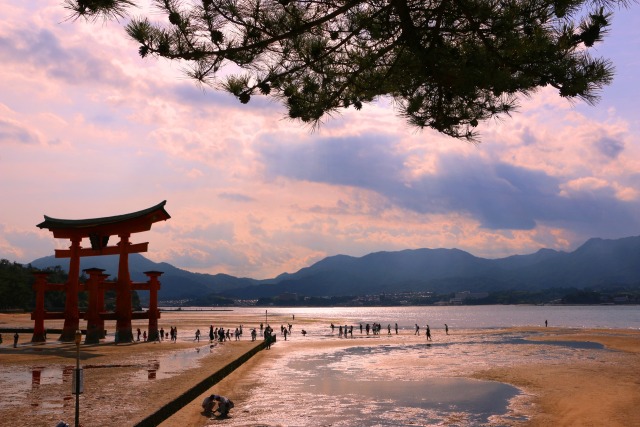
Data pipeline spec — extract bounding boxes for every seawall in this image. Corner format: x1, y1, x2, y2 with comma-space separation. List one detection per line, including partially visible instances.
135, 340, 266, 426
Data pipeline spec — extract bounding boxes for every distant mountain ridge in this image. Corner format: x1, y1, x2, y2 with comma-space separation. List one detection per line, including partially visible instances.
29, 253, 262, 302
29, 236, 640, 301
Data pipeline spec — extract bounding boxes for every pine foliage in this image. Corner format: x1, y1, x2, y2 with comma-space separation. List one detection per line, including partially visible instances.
64, 0, 629, 140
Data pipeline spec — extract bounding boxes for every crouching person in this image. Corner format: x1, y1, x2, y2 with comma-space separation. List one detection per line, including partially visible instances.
202, 394, 234, 418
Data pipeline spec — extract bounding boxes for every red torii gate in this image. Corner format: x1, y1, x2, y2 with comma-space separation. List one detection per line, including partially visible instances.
34, 201, 170, 343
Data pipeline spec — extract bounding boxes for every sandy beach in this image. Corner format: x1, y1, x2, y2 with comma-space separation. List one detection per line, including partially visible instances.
1, 311, 639, 426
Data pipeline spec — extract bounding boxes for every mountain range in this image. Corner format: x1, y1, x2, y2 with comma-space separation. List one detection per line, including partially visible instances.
29, 236, 640, 303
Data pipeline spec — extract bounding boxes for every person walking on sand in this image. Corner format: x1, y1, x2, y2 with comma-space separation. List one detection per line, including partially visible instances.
395, 323, 398, 334
545, 319, 548, 327
415, 324, 420, 335
265, 329, 272, 349
426, 325, 432, 341
195, 329, 201, 342
445, 324, 449, 335
13, 332, 19, 348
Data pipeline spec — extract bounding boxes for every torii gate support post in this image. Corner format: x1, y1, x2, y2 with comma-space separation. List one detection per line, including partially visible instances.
84, 268, 104, 344
115, 233, 133, 343
31, 272, 49, 342
97, 274, 109, 338
61, 237, 82, 342
145, 271, 163, 341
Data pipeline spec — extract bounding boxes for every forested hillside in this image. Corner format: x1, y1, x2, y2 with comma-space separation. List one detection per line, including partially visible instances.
0, 259, 140, 311
0, 259, 67, 311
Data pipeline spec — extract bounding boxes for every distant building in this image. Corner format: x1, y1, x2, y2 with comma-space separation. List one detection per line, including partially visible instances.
274, 292, 299, 302
613, 295, 630, 303
450, 291, 489, 305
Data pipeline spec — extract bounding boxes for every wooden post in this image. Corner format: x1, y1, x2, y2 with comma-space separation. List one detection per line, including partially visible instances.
31, 272, 49, 342
115, 233, 133, 343
97, 273, 108, 338
61, 237, 82, 342
84, 268, 104, 344
145, 271, 163, 341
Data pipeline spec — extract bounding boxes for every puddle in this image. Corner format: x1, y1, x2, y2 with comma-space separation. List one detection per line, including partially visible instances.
0, 345, 212, 413
514, 339, 605, 349
300, 346, 519, 421
133, 346, 211, 381
290, 356, 519, 425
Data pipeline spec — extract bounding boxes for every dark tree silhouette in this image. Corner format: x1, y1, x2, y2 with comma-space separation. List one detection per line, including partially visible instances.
64, 0, 629, 140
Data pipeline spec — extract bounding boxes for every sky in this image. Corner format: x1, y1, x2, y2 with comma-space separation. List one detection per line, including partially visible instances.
1, 1, 640, 280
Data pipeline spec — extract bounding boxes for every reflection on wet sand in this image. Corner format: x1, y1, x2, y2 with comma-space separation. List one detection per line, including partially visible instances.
0, 346, 212, 416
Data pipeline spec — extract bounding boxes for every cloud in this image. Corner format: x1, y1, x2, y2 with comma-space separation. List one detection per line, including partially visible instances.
594, 136, 624, 159
257, 131, 640, 234
0, 116, 41, 145
0, 224, 54, 263
0, 28, 126, 87
218, 192, 255, 203
258, 133, 404, 187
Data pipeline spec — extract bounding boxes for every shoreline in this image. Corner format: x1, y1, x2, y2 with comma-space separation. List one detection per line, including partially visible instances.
2, 313, 640, 426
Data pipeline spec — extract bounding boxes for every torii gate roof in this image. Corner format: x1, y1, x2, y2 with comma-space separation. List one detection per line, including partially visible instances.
37, 200, 170, 239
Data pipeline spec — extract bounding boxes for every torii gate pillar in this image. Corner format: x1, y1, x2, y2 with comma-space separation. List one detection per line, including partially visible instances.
31, 272, 50, 342
84, 268, 105, 344
115, 233, 133, 342
60, 236, 82, 341
145, 271, 162, 341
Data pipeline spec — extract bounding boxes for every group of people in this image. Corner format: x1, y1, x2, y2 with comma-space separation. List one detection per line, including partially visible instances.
136, 328, 147, 342
128, 326, 182, 343
202, 394, 234, 418
280, 323, 294, 340
414, 324, 432, 340
207, 324, 245, 342
327, 322, 450, 340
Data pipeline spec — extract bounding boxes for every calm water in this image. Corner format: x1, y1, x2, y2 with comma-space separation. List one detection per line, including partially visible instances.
186, 304, 640, 331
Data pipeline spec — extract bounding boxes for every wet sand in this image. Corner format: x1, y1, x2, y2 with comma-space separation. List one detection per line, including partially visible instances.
474, 327, 640, 427
2, 312, 640, 426
0, 311, 267, 427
